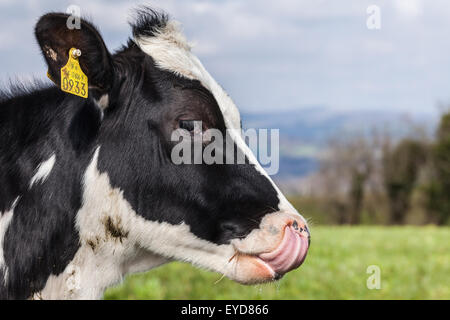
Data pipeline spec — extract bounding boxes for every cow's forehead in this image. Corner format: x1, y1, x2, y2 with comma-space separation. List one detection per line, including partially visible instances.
134, 21, 241, 130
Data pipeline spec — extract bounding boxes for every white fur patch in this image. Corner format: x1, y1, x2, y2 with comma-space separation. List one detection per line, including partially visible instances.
95, 94, 109, 111
29, 154, 56, 188
0, 197, 19, 284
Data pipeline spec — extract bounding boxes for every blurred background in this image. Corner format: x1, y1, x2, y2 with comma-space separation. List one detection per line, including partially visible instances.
1, 0, 449, 299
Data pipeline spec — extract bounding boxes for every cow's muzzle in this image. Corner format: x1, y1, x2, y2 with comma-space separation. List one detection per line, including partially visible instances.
258, 220, 310, 278
229, 216, 310, 284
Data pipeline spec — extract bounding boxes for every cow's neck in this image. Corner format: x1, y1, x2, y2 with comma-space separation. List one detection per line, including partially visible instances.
31, 147, 169, 299
34, 246, 168, 300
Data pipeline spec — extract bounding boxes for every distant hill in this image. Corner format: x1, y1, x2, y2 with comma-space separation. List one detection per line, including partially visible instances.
241, 106, 438, 181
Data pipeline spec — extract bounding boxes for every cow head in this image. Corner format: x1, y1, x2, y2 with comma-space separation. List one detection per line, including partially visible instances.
34, 9, 309, 288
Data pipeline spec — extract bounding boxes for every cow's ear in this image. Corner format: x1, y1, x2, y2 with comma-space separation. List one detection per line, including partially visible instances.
35, 13, 114, 95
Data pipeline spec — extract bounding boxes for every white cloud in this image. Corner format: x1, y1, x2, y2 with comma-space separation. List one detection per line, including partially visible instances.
0, 31, 17, 49
363, 39, 395, 55
394, 0, 423, 19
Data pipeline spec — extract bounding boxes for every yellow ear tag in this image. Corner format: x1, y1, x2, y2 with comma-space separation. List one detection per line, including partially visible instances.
60, 48, 88, 98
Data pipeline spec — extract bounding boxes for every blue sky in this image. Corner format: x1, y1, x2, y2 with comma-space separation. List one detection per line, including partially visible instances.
0, 0, 449, 114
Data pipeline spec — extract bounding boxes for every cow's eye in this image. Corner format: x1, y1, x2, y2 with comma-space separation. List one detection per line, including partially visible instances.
179, 120, 196, 132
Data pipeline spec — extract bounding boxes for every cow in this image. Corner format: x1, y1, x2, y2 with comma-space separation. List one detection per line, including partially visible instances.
0, 8, 310, 299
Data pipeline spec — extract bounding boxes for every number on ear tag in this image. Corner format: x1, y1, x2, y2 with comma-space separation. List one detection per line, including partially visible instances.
60, 48, 88, 98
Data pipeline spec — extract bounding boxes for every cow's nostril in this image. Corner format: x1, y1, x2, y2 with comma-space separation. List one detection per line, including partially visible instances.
291, 220, 310, 239
217, 219, 258, 244
220, 221, 243, 237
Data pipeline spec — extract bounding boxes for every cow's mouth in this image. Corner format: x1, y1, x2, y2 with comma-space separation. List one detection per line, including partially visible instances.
231, 224, 310, 283
258, 225, 309, 278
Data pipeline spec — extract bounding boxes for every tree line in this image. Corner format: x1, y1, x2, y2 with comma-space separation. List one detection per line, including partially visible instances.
295, 111, 450, 225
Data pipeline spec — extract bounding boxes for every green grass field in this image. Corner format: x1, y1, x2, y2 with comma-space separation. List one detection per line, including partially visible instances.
104, 226, 450, 300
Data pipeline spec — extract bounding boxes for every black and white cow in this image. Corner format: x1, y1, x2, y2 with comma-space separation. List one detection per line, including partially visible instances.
0, 8, 310, 299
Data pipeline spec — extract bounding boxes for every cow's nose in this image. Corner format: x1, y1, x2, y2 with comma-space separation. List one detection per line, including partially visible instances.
220, 221, 240, 234
290, 219, 310, 243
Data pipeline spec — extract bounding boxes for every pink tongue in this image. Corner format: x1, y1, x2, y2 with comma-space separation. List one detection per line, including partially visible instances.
259, 226, 308, 275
